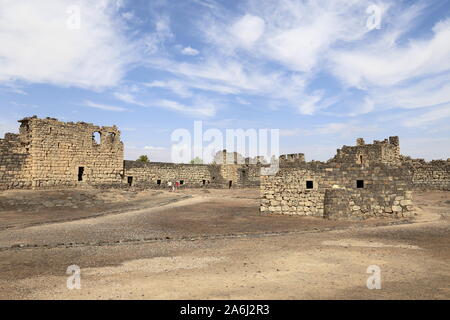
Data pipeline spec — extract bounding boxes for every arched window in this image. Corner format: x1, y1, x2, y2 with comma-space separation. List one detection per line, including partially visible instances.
358, 155, 364, 164
107, 132, 116, 143
92, 132, 101, 144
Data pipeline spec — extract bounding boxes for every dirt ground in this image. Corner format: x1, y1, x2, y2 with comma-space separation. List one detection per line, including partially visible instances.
0, 188, 449, 300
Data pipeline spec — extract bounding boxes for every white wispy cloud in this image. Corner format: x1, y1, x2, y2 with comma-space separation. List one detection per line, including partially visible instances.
230, 14, 265, 49
0, 0, 138, 89
331, 18, 450, 88
114, 92, 146, 106
281, 121, 377, 137
145, 79, 239, 96
112, 87, 219, 117
141, 0, 391, 115
2, 0, 450, 142
402, 104, 450, 128
371, 73, 450, 111
181, 46, 200, 56
84, 100, 128, 112
144, 145, 167, 151
10, 101, 39, 109
144, 15, 174, 55
150, 99, 217, 117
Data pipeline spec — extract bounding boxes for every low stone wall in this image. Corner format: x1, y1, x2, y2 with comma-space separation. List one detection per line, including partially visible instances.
0, 133, 32, 189
260, 168, 324, 216
402, 160, 450, 191
123, 161, 264, 189
123, 161, 219, 188
260, 163, 413, 219
324, 188, 413, 220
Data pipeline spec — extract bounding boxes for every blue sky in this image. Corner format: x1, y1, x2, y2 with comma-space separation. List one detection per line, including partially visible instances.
0, 0, 449, 161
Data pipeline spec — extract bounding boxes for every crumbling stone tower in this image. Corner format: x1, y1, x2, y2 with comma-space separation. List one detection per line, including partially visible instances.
331, 136, 401, 165
260, 136, 414, 219
0, 116, 124, 189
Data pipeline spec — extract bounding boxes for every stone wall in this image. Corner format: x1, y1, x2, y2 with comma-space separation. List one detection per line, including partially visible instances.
260, 167, 324, 216
0, 129, 32, 189
0, 116, 124, 190
279, 153, 305, 167
261, 162, 414, 219
260, 134, 450, 220
401, 158, 450, 191
260, 135, 419, 220
331, 136, 400, 165
324, 187, 413, 220
123, 161, 219, 188
123, 160, 263, 189
0, 117, 265, 191
2, 116, 448, 204
27, 117, 124, 188
259, 136, 435, 220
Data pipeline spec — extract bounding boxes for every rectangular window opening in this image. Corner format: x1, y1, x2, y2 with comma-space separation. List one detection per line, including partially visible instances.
92, 132, 101, 145
357, 180, 364, 189
180, 180, 184, 185
128, 176, 133, 187
78, 167, 84, 182
306, 180, 314, 189
157, 180, 161, 185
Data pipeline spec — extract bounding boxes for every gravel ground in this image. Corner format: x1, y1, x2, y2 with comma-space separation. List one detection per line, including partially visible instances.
0, 189, 448, 300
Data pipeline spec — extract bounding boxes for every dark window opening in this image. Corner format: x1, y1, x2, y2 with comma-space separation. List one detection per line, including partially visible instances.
78, 167, 84, 182
202, 180, 206, 185
359, 155, 363, 164
128, 176, 133, 186
306, 180, 314, 189
229, 181, 233, 189
180, 180, 184, 185
357, 180, 364, 188
108, 132, 116, 143
157, 180, 161, 185
93, 132, 101, 145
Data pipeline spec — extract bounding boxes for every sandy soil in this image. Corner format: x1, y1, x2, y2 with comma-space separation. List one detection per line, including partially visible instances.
0, 189, 449, 300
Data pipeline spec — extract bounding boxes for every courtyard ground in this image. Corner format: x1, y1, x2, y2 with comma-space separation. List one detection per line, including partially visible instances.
0, 188, 449, 299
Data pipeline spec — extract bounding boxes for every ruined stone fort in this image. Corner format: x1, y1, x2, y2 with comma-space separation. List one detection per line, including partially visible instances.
1, 116, 449, 219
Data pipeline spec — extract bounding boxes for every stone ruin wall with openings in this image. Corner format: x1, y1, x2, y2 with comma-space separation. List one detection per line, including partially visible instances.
260, 136, 432, 219
330, 136, 401, 165
1, 116, 448, 207
260, 162, 414, 219
0, 117, 124, 189
123, 150, 266, 189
